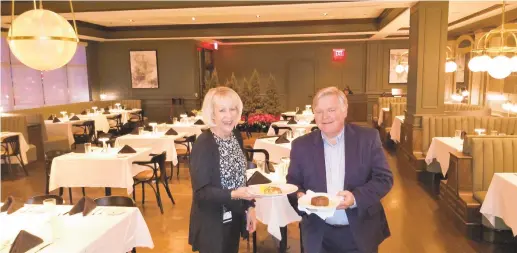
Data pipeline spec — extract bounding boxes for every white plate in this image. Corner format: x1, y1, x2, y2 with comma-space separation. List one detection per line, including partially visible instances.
298, 193, 341, 211
248, 183, 298, 197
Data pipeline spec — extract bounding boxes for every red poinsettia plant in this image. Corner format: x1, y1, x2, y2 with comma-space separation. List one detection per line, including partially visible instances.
239, 113, 280, 132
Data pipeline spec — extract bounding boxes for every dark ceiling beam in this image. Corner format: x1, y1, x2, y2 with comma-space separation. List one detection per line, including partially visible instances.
1, 1, 338, 16
219, 34, 373, 43
370, 7, 409, 39
377, 8, 407, 30
448, 7, 517, 38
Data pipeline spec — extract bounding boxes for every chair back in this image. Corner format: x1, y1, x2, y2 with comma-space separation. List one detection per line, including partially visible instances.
1, 135, 21, 156
151, 152, 168, 182
94, 196, 136, 207
26, 195, 64, 205
72, 120, 96, 144
243, 148, 273, 173
272, 125, 291, 135
107, 114, 122, 128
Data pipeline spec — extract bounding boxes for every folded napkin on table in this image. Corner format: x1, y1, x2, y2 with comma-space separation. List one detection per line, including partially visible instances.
1, 196, 15, 214
47, 115, 54, 120
118, 145, 137, 154
165, 128, 178, 135
68, 196, 97, 216
52, 117, 61, 123
187, 111, 195, 117
275, 133, 290, 144
287, 118, 297, 125
247, 171, 272, 185
298, 190, 337, 220
80, 110, 87, 115
70, 115, 80, 121
194, 119, 205, 125
8, 230, 44, 253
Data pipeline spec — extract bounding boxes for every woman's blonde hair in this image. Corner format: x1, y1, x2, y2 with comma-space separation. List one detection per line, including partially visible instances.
202, 87, 243, 127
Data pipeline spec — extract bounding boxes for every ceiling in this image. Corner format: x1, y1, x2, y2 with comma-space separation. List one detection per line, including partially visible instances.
1, 1, 517, 44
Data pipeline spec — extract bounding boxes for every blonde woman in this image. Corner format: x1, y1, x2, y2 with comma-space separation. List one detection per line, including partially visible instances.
189, 87, 257, 253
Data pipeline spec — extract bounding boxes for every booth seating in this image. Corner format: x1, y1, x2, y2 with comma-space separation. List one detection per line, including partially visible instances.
442, 135, 517, 241
379, 102, 406, 144
1, 114, 37, 164
443, 103, 492, 116
372, 96, 406, 127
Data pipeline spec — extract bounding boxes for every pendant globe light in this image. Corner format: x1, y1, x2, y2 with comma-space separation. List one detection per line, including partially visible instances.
468, 1, 517, 79
445, 46, 457, 73
7, 0, 79, 71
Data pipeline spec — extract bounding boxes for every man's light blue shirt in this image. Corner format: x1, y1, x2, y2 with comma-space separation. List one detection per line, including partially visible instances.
321, 128, 356, 225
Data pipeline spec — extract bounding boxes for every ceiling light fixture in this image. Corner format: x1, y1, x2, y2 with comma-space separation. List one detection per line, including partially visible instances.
445, 46, 458, 73
468, 1, 517, 79
192, 17, 196, 21
256, 14, 260, 18
129, 19, 134, 22
323, 13, 328, 16
7, 0, 79, 71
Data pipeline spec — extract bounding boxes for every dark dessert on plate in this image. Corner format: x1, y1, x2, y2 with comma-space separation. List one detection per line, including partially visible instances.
311, 196, 329, 207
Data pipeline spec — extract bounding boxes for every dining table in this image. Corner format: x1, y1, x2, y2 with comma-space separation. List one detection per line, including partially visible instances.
0, 204, 153, 252
424, 137, 464, 176
266, 121, 316, 136
252, 137, 292, 163
0, 132, 30, 164
480, 173, 517, 236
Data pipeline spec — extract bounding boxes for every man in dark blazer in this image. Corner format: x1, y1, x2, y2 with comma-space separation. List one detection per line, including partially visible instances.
287, 87, 393, 253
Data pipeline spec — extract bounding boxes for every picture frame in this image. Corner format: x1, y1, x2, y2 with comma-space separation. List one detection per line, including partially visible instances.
129, 50, 159, 89
389, 49, 409, 84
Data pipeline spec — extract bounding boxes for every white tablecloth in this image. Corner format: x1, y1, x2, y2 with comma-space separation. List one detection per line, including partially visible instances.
49, 147, 152, 194
0, 204, 153, 252
390, 116, 405, 143
480, 173, 517, 236
266, 121, 316, 136
45, 120, 84, 146
425, 137, 464, 176
253, 137, 292, 163
115, 131, 184, 165
0, 132, 29, 164
166, 123, 207, 137
246, 169, 301, 240
377, 108, 389, 126
77, 114, 112, 133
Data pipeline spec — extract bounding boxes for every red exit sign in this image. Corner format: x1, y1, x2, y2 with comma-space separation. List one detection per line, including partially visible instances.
332, 49, 346, 62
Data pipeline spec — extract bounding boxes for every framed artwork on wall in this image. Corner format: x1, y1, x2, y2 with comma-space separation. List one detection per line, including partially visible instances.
130, 50, 159, 88
388, 49, 408, 84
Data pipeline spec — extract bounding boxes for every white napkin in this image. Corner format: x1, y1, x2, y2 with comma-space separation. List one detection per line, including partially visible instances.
297, 190, 337, 220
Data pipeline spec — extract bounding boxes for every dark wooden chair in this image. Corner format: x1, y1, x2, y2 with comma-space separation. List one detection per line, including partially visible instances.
26, 195, 64, 205
243, 148, 274, 173
132, 152, 175, 214
94, 196, 136, 207
174, 134, 196, 179
106, 114, 123, 136
72, 120, 96, 149
1, 135, 28, 176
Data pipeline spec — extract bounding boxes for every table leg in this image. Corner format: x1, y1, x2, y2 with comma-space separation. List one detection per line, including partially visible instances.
279, 226, 287, 253
105, 187, 112, 196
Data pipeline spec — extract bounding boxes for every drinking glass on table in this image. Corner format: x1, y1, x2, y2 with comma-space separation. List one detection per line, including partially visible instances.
84, 143, 92, 154
256, 160, 265, 173
173, 117, 178, 125
286, 130, 293, 139
454, 130, 462, 139
43, 198, 57, 214
490, 130, 498, 136
280, 157, 290, 177
138, 127, 144, 135
295, 107, 299, 114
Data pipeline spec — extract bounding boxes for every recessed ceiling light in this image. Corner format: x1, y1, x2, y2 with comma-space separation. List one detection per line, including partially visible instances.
256, 14, 260, 18
192, 17, 196, 21
129, 19, 134, 22
323, 13, 328, 16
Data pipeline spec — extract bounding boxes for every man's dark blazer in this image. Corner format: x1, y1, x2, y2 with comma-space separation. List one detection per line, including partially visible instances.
286, 123, 393, 253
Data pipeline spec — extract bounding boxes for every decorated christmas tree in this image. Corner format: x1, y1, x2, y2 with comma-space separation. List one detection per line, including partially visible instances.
262, 74, 281, 115
245, 69, 263, 114
202, 68, 220, 98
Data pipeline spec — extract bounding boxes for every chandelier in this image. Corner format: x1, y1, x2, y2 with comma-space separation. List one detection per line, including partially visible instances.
7, 0, 79, 71
468, 1, 517, 79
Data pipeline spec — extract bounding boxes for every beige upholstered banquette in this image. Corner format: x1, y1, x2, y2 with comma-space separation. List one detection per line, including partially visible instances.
421, 116, 517, 153
462, 136, 517, 230
372, 97, 407, 122
444, 103, 491, 116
